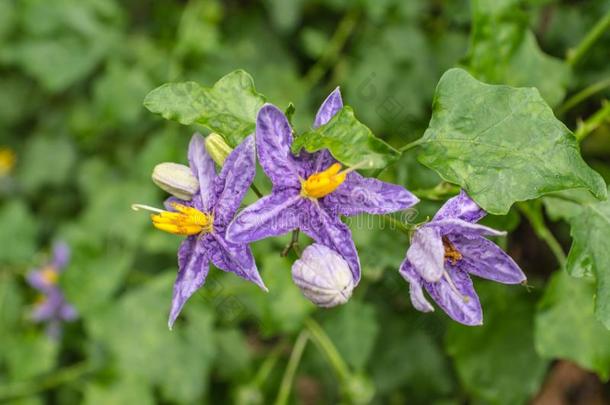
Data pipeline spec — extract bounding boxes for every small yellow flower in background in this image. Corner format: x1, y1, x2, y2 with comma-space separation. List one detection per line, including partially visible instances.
0, 147, 16, 176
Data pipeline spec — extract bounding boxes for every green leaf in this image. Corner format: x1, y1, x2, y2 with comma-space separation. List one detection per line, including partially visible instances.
84, 376, 155, 405
418, 68, 606, 214
465, 0, 570, 107
446, 282, 548, 405
5, 332, 58, 380
292, 107, 400, 170
0, 201, 38, 265
143, 70, 266, 147
535, 270, 610, 380
320, 300, 379, 370
18, 136, 76, 191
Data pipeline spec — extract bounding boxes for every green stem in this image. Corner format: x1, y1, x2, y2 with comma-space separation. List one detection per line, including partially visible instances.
411, 183, 460, 201
304, 318, 350, 382
0, 361, 96, 401
517, 202, 566, 267
567, 10, 610, 67
303, 9, 359, 89
556, 77, 610, 116
382, 214, 414, 235
254, 343, 286, 387
399, 138, 424, 153
281, 229, 301, 257
250, 183, 264, 198
274, 331, 310, 405
574, 100, 610, 141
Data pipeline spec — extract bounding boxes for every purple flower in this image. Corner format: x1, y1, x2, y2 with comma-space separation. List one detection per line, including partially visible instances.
227, 89, 418, 284
27, 242, 77, 338
399, 191, 526, 325
133, 134, 266, 329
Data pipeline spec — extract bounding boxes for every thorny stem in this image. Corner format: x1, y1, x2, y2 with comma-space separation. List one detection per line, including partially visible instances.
517, 202, 567, 267
303, 9, 359, 90
274, 331, 310, 405
574, 100, 610, 142
281, 229, 301, 257
304, 318, 351, 383
567, 10, 610, 67
556, 77, 610, 116
0, 361, 97, 401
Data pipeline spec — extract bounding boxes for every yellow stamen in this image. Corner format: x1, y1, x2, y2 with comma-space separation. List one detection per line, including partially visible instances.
40, 266, 58, 285
300, 163, 346, 199
442, 236, 462, 265
0, 147, 16, 176
132, 203, 213, 236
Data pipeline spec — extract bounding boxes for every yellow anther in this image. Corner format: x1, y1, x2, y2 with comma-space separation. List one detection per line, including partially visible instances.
132, 203, 213, 236
40, 266, 59, 285
300, 163, 347, 199
0, 147, 16, 176
442, 236, 462, 265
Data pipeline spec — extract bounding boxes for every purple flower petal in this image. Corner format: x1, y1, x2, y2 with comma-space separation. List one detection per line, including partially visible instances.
448, 234, 526, 284
163, 196, 192, 211
324, 172, 419, 216
213, 135, 256, 225
425, 267, 483, 326
226, 190, 304, 243
433, 190, 486, 223
399, 260, 434, 312
59, 302, 78, 321
314, 87, 343, 128
51, 242, 70, 270
188, 133, 216, 211
209, 233, 267, 291
430, 218, 506, 238
300, 202, 361, 284
407, 226, 444, 283
169, 240, 210, 329
256, 104, 303, 189
27, 270, 51, 292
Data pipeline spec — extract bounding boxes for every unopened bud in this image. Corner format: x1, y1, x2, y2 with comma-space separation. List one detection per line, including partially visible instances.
205, 133, 233, 166
152, 162, 199, 200
292, 244, 354, 307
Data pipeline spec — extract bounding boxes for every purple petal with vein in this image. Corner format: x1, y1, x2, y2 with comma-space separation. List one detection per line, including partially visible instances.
314, 87, 343, 128
430, 218, 506, 238
433, 190, 485, 223
399, 260, 434, 312
209, 234, 267, 291
188, 133, 217, 211
407, 226, 444, 282
424, 267, 483, 325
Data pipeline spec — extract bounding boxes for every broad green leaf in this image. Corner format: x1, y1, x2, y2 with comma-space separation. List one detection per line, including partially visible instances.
535, 270, 610, 380
143, 70, 266, 147
446, 282, 547, 405
418, 68, 606, 214
292, 107, 400, 170
84, 376, 155, 405
0, 201, 38, 265
321, 300, 379, 370
5, 332, 58, 380
465, 0, 570, 107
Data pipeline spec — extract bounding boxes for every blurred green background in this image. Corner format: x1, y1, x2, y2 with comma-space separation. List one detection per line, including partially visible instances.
1, 0, 610, 404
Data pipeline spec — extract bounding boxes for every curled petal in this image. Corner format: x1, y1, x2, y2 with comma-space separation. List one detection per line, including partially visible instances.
430, 218, 506, 238
448, 234, 526, 284
300, 203, 361, 284
169, 239, 210, 329
214, 135, 256, 225
209, 234, 267, 291
433, 190, 485, 223
407, 226, 444, 282
227, 190, 305, 243
399, 260, 434, 312
188, 134, 217, 211
424, 268, 483, 326
256, 104, 303, 188
325, 172, 419, 216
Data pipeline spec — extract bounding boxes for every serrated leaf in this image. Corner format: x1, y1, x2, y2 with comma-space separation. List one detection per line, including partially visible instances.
418, 68, 606, 214
535, 270, 610, 380
292, 107, 400, 170
143, 70, 266, 147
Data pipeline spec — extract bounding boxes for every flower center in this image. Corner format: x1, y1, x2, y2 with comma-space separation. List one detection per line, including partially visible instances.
442, 236, 462, 265
132, 203, 213, 236
300, 163, 347, 199
40, 266, 58, 285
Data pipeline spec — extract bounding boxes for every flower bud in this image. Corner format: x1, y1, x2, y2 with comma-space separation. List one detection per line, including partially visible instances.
152, 162, 199, 200
205, 133, 233, 166
291, 244, 354, 307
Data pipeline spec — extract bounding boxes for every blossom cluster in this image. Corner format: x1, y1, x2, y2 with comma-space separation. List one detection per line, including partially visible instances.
134, 89, 526, 328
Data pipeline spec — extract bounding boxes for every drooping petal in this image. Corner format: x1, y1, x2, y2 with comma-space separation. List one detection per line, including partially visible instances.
314, 87, 343, 128
433, 190, 486, 223
226, 190, 305, 243
51, 242, 70, 269
424, 268, 483, 325
324, 172, 419, 216
399, 260, 434, 312
300, 202, 361, 284
188, 133, 216, 211
448, 234, 526, 284
208, 233, 267, 291
430, 218, 506, 238
213, 135, 256, 225
169, 239, 210, 329
256, 104, 304, 189
407, 226, 444, 283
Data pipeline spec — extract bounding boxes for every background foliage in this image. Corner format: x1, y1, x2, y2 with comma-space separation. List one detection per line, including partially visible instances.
1, 0, 610, 404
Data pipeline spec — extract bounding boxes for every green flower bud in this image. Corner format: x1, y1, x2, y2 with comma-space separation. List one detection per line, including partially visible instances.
205, 133, 233, 166
151, 162, 199, 200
